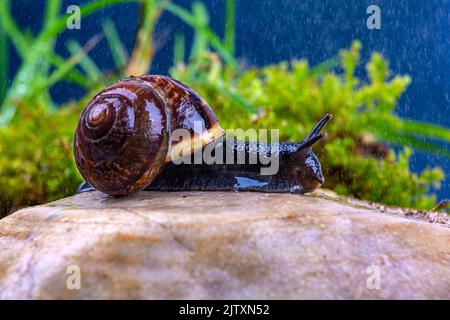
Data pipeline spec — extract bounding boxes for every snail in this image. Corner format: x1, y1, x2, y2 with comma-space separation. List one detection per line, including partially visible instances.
74, 75, 332, 196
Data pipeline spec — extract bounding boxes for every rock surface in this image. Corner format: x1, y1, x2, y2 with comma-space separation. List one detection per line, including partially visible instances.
0, 190, 448, 299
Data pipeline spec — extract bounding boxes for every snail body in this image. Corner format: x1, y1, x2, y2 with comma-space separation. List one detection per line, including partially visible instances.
74, 75, 331, 196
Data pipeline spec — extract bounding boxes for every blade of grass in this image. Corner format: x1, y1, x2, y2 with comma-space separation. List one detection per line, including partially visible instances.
126, 0, 161, 76
193, 76, 257, 113
190, 2, 209, 60
35, 33, 104, 97
385, 134, 450, 158
163, 2, 239, 71
368, 115, 450, 143
44, 0, 62, 29
309, 55, 340, 77
0, 0, 62, 117
0, 20, 8, 105
101, 19, 128, 69
224, 0, 235, 56
370, 124, 450, 158
173, 33, 185, 65
67, 40, 102, 82
0, 0, 29, 58
400, 120, 450, 142
48, 53, 91, 87
39, 0, 141, 42
0, 42, 51, 126
40, 0, 62, 80
216, 84, 258, 113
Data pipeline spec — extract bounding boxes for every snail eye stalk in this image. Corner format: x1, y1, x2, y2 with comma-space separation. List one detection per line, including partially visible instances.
304, 113, 333, 140
296, 113, 332, 153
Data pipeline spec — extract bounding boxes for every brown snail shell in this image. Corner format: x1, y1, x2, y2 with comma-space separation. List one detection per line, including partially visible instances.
74, 75, 224, 196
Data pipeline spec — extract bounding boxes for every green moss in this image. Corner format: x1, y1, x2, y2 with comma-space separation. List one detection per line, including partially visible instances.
0, 100, 83, 216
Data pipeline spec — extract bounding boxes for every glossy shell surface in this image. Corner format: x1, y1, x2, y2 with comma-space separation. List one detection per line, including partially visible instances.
74, 75, 224, 196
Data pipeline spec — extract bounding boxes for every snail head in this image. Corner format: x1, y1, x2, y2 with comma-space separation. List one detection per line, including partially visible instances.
291, 113, 332, 192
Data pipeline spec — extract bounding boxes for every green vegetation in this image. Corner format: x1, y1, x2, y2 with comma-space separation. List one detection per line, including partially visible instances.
0, 102, 82, 212
0, 0, 448, 216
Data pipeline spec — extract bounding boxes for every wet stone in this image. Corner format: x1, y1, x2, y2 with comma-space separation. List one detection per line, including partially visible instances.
0, 190, 448, 299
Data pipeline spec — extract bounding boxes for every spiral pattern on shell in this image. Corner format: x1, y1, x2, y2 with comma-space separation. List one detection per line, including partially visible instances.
74, 75, 224, 196
74, 79, 169, 196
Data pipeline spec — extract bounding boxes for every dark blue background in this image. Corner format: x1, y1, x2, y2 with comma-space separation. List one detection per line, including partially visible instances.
7, 0, 449, 199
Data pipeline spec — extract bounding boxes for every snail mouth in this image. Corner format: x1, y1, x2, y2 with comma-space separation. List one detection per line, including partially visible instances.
303, 179, 324, 193
317, 175, 325, 185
